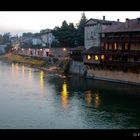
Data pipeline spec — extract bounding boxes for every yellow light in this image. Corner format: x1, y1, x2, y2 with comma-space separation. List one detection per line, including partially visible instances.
22, 65, 24, 80
95, 55, 99, 60
85, 90, 92, 107
29, 67, 32, 80
63, 48, 66, 51
40, 70, 44, 92
94, 93, 100, 109
114, 43, 117, 50
87, 55, 91, 60
15, 63, 19, 77
61, 81, 68, 110
101, 55, 105, 60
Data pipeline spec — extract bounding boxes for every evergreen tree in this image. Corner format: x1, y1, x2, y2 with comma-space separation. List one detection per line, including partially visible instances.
77, 12, 87, 46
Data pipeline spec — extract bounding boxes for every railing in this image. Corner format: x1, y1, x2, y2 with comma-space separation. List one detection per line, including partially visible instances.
101, 50, 140, 55
102, 60, 140, 66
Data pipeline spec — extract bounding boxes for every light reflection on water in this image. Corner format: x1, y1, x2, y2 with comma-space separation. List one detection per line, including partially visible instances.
61, 80, 68, 110
0, 61, 140, 129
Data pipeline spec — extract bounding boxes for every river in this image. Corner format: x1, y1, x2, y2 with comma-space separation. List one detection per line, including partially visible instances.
0, 61, 140, 129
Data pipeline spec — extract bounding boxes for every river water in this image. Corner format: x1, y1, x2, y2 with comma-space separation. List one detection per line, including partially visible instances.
0, 61, 140, 129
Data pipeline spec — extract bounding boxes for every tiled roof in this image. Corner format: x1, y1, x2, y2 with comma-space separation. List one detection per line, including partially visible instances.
70, 46, 85, 51
85, 18, 118, 26
82, 47, 101, 54
100, 18, 140, 33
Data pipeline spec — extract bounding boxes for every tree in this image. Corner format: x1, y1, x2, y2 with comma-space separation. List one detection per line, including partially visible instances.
52, 21, 77, 48
2, 32, 11, 44
76, 12, 87, 46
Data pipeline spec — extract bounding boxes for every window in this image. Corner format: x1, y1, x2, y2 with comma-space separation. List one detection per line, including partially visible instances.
101, 55, 105, 60
113, 42, 117, 50
124, 43, 129, 50
87, 55, 91, 60
105, 43, 108, 50
109, 43, 112, 50
95, 55, 99, 61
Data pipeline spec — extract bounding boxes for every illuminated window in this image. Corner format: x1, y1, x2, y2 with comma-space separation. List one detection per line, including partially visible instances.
124, 43, 129, 50
114, 42, 117, 50
87, 55, 91, 60
105, 43, 108, 50
101, 55, 105, 60
95, 55, 99, 61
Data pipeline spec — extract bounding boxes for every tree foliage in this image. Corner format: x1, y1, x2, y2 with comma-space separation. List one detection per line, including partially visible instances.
52, 13, 87, 48
76, 13, 87, 46
0, 32, 11, 44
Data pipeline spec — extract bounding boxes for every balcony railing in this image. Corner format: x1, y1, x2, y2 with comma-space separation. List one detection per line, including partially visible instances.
101, 50, 140, 55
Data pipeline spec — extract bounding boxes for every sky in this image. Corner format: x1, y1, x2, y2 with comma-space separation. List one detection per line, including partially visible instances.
0, 11, 140, 36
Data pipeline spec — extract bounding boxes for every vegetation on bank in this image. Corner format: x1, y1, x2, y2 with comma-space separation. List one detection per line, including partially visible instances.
0, 53, 45, 66
0, 53, 69, 74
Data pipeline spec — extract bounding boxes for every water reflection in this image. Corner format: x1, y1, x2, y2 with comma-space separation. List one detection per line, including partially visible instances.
85, 90, 92, 107
29, 67, 32, 80
15, 63, 19, 78
22, 65, 25, 80
11, 63, 19, 78
11, 63, 14, 73
94, 93, 100, 109
40, 70, 45, 93
61, 80, 68, 110
85, 90, 101, 109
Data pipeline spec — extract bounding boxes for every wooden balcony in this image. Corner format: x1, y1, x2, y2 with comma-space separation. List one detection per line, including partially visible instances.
101, 50, 140, 56
101, 60, 140, 67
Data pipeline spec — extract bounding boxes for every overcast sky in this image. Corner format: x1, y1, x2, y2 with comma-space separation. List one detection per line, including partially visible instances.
0, 11, 140, 36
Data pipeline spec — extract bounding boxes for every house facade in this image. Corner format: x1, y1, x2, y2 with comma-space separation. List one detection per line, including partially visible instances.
83, 18, 140, 73
84, 16, 120, 50
99, 18, 140, 73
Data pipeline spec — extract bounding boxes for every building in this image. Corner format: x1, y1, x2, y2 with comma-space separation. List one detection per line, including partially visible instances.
70, 46, 85, 61
84, 16, 120, 50
83, 18, 140, 73
99, 18, 140, 73
40, 29, 56, 48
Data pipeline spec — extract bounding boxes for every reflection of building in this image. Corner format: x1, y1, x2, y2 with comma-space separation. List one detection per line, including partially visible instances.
94, 93, 100, 109
85, 90, 100, 109
85, 90, 92, 107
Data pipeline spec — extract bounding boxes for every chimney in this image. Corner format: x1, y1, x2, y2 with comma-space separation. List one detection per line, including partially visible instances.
103, 16, 105, 21
125, 18, 129, 28
117, 19, 119, 23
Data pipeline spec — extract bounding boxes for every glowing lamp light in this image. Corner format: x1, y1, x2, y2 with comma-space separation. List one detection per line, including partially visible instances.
101, 55, 105, 60
63, 48, 66, 51
95, 55, 99, 61
40, 49, 42, 51
87, 55, 91, 60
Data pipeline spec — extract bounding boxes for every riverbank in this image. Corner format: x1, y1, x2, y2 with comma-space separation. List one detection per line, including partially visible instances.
0, 53, 67, 75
